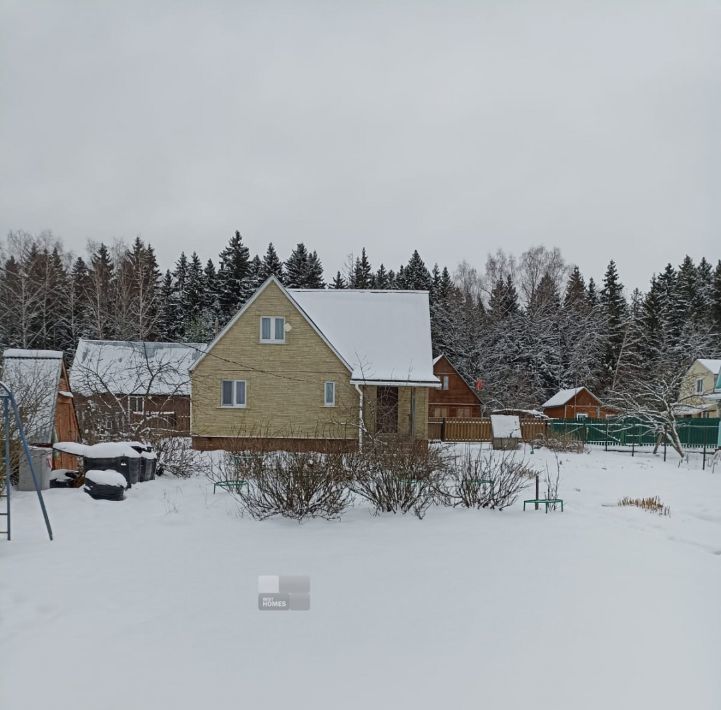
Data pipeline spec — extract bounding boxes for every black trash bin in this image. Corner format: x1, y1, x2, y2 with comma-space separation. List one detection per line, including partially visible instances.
82, 443, 143, 488
129, 444, 156, 482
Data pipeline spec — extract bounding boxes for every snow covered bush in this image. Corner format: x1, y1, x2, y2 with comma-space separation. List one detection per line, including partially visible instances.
444, 448, 534, 510
214, 451, 351, 521
348, 441, 449, 519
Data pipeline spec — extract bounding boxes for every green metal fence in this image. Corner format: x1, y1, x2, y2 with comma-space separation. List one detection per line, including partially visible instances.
549, 418, 720, 449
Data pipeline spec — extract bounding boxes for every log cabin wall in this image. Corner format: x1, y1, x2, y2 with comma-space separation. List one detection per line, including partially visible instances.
428, 355, 482, 419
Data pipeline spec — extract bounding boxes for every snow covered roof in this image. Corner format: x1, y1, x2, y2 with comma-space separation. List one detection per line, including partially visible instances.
195, 277, 439, 386
288, 287, 438, 385
433, 354, 444, 365
70, 340, 206, 396
2, 349, 64, 445
697, 359, 721, 375
542, 387, 596, 408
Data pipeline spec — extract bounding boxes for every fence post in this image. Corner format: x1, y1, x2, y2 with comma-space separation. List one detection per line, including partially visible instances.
535, 473, 539, 511
664, 440, 667, 462
632, 438, 635, 457
441, 417, 446, 442
703, 428, 707, 471
605, 421, 608, 452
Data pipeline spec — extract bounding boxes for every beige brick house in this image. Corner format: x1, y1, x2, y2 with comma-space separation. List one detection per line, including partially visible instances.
190, 276, 439, 451
677, 359, 721, 418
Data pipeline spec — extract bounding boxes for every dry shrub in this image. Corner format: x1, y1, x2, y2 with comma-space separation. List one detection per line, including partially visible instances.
444, 448, 534, 510
617, 496, 670, 517
348, 440, 449, 519
539, 429, 586, 453
210, 450, 351, 521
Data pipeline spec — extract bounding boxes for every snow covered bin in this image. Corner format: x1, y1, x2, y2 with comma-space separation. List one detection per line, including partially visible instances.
54, 441, 143, 488
84, 470, 126, 501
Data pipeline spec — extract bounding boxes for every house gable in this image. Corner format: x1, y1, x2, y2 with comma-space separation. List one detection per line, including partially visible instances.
191, 279, 358, 440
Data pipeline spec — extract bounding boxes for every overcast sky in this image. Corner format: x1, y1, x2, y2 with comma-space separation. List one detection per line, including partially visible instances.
1, 1, 719, 290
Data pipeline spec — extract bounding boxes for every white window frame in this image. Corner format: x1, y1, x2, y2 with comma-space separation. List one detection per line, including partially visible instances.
695, 378, 704, 394
324, 381, 336, 407
576, 412, 589, 420
442, 375, 450, 391
220, 379, 247, 408
260, 316, 286, 344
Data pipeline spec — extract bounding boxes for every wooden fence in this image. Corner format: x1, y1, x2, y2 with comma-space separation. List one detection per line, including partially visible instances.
428, 418, 548, 443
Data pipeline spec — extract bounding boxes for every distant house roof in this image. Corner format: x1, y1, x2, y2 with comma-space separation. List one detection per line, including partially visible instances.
70, 340, 206, 396
195, 277, 438, 387
542, 387, 599, 409
2, 349, 64, 445
697, 359, 721, 375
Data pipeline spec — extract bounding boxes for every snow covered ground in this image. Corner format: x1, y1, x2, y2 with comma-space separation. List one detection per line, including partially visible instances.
2, 446, 720, 710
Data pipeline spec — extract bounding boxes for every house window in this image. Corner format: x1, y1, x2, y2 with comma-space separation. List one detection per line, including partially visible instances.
576, 412, 589, 420
260, 316, 285, 343
129, 396, 144, 414
433, 407, 449, 418
221, 380, 246, 408
324, 381, 336, 407
695, 378, 704, 394
442, 375, 449, 391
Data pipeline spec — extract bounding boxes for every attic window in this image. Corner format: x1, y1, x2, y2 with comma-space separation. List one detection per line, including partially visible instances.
442, 375, 449, 391
260, 316, 285, 343
695, 378, 704, 394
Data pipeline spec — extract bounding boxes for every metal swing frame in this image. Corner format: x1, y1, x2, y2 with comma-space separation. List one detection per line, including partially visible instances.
0, 381, 54, 541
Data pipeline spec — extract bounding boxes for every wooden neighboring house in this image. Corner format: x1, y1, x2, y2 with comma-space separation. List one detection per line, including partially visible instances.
190, 276, 439, 451
1, 349, 81, 469
676, 359, 721, 418
541, 386, 617, 420
429, 354, 482, 418
69, 339, 206, 438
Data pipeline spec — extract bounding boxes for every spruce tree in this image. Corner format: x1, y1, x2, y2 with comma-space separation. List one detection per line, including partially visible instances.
564, 266, 587, 310
217, 230, 252, 319
331, 271, 346, 289
305, 251, 325, 288
402, 250, 433, 291
374, 264, 390, 289
87, 243, 115, 339
259, 242, 284, 282
284, 243, 310, 288
711, 260, 721, 335
352, 248, 372, 288
599, 260, 628, 389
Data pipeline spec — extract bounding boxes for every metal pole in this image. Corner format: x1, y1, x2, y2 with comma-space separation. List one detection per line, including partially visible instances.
3, 397, 11, 541
0, 384, 53, 540
664, 440, 667, 462
535, 473, 539, 511
703, 428, 707, 471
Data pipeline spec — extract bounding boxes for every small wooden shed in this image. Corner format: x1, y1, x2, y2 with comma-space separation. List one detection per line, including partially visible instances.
541, 387, 617, 420
2, 349, 81, 469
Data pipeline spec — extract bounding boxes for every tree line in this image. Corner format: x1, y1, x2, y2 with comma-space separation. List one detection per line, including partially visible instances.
1, 230, 719, 411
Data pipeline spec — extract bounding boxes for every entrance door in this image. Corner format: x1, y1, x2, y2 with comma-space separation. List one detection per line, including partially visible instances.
376, 386, 399, 434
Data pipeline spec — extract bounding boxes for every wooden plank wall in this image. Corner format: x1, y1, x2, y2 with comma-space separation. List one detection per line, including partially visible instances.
428, 418, 548, 442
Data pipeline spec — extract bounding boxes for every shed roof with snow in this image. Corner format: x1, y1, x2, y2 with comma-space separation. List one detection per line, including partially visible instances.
1, 349, 64, 444
541, 387, 595, 409
70, 340, 206, 396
